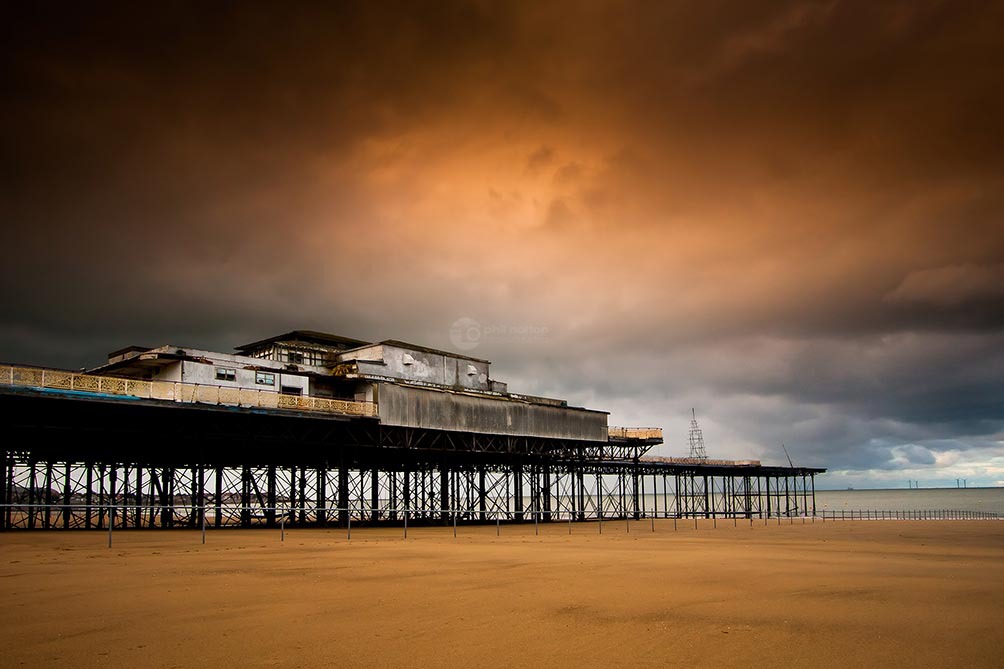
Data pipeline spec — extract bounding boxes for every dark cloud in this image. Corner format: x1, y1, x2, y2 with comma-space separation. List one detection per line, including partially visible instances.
2, 1, 1003, 486
885, 263, 1004, 307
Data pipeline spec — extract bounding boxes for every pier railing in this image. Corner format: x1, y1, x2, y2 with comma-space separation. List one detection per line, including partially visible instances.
643, 456, 762, 466
608, 427, 663, 440
0, 364, 377, 418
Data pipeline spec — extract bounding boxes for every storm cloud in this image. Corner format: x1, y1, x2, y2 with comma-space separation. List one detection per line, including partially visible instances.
2, 1, 1003, 487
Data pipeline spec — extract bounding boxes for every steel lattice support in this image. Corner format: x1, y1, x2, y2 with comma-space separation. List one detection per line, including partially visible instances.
0, 390, 823, 530
0, 455, 821, 529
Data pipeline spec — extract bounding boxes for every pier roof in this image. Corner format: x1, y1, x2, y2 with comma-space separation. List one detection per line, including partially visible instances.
235, 330, 371, 354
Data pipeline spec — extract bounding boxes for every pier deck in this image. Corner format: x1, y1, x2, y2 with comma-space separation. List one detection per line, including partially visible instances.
1, 372, 823, 530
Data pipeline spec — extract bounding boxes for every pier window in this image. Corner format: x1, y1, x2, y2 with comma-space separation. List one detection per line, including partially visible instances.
255, 371, 275, 386
215, 367, 236, 382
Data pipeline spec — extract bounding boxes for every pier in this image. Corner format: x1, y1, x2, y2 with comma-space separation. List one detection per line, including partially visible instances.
1, 330, 823, 531
1, 366, 822, 530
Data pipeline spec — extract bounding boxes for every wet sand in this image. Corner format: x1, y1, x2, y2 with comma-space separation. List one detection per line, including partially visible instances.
2, 519, 1003, 668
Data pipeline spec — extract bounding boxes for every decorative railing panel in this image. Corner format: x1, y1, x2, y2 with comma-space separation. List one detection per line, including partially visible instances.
0, 364, 377, 418
608, 427, 663, 440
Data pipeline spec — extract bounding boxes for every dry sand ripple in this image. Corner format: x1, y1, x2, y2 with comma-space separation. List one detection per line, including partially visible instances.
2, 519, 1003, 668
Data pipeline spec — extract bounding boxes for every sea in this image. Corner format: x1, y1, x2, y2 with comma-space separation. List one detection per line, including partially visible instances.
814, 487, 1004, 516
538, 488, 1004, 518
592, 487, 1004, 517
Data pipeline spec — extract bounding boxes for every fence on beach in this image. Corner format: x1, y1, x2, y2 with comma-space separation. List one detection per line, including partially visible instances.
1, 502, 998, 549
817, 509, 998, 521
2, 503, 997, 531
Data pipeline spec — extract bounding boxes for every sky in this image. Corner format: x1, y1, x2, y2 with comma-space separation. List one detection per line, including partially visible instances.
3, 1, 1003, 489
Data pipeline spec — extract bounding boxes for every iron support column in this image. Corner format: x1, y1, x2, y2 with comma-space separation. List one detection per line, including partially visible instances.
371, 468, 380, 523
298, 466, 307, 525
134, 466, 143, 529
240, 465, 251, 527
514, 460, 524, 522
403, 463, 411, 519
632, 465, 641, 520
389, 469, 397, 522
577, 467, 586, 521
765, 476, 772, 519
317, 465, 327, 526
703, 475, 710, 519
440, 467, 450, 523
63, 463, 72, 529
543, 465, 552, 522
214, 466, 223, 528
478, 467, 487, 522
266, 465, 277, 528
2, 450, 12, 530
85, 463, 93, 529
338, 462, 349, 528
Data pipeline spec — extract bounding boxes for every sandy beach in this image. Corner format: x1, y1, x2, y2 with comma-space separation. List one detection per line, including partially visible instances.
2, 519, 1002, 668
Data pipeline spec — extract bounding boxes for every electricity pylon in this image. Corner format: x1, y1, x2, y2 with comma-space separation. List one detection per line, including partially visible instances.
688, 408, 708, 460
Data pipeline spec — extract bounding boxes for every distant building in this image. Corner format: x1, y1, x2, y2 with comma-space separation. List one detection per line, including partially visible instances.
89, 330, 609, 442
